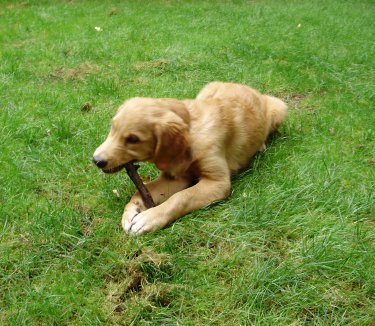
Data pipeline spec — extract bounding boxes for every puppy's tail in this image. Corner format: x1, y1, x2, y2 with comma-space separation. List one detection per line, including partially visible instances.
264, 95, 287, 134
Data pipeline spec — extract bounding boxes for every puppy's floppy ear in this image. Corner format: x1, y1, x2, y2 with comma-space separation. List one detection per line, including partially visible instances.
153, 102, 191, 171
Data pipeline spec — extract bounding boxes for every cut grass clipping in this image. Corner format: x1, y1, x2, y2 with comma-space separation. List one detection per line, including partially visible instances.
0, 0, 374, 325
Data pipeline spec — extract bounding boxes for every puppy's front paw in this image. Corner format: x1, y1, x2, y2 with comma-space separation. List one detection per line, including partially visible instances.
125, 208, 168, 236
121, 204, 141, 232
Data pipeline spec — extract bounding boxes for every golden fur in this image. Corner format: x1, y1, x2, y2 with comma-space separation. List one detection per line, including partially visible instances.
93, 82, 287, 235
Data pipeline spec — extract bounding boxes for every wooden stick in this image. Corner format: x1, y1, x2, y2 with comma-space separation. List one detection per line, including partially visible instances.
124, 162, 155, 208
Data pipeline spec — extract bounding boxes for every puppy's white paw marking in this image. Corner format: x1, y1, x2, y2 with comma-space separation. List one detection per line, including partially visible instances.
122, 213, 136, 232
121, 204, 141, 232
122, 218, 132, 232
126, 209, 166, 236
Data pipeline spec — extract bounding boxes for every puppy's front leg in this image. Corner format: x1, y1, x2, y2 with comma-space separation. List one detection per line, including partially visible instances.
127, 177, 231, 235
122, 174, 190, 231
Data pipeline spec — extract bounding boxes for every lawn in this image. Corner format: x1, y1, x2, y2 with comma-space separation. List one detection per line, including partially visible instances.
0, 0, 374, 324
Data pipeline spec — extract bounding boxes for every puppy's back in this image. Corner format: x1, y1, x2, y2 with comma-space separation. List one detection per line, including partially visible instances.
197, 81, 287, 135
196, 81, 260, 103
194, 82, 287, 172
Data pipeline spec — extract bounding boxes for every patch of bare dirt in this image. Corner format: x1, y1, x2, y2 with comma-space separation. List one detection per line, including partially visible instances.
104, 247, 182, 321
49, 62, 100, 80
132, 59, 169, 71
6, 38, 36, 48
275, 92, 312, 110
6, 1, 28, 10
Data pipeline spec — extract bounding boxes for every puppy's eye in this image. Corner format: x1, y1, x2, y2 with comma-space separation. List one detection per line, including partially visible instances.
126, 134, 140, 144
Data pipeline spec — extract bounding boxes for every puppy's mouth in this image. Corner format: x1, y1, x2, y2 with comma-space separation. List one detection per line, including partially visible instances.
101, 160, 138, 174
102, 164, 126, 174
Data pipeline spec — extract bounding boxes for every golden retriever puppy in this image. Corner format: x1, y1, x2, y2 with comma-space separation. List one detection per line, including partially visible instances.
93, 82, 287, 235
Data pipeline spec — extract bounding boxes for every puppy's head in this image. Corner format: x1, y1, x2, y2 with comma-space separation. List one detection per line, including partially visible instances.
93, 97, 191, 174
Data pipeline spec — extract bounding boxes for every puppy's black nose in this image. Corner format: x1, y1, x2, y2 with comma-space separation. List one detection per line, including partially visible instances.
92, 156, 108, 168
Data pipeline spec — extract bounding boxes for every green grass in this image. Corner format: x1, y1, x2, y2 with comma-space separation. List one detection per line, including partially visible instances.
1, 0, 374, 324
